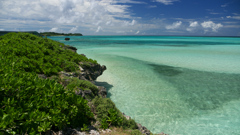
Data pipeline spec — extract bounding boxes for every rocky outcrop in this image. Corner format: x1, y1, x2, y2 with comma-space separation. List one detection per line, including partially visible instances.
59, 44, 77, 53
97, 86, 107, 98
79, 62, 106, 81
65, 37, 70, 41
137, 123, 151, 135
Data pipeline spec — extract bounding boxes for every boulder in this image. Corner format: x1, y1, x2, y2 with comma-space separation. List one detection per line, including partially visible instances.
65, 37, 70, 41
97, 86, 107, 98
80, 63, 107, 81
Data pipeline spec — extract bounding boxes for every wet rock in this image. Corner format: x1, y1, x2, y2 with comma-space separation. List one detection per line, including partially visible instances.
65, 37, 70, 41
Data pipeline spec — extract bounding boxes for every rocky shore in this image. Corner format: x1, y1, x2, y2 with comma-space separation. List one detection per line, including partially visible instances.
41, 46, 166, 135
0, 32, 167, 135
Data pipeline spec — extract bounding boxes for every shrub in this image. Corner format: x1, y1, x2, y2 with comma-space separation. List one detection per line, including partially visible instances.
0, 32, 97, 76
0, 33, 97, 134
66, 77, 98, 93
0, 58, 93, 134
92, 97, 138, 129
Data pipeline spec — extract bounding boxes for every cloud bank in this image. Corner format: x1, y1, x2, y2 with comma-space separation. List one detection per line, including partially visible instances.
0, 0, 141, 34
166, 21, 182, 29
201, 21, 223, 32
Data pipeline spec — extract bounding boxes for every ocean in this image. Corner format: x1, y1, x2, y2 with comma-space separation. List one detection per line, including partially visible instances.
49, 36, 240, 135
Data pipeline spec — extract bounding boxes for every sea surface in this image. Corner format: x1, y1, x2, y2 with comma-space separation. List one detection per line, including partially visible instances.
49, 36, 240, 135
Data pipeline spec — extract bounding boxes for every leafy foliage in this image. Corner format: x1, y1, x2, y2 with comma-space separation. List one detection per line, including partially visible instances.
0, 32, 97, 76
0, 33, 96, 134
92, 97, 138, 130
66, 77, 98, 93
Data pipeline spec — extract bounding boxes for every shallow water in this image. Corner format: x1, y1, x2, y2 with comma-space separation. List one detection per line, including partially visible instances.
50, 36, 240, 134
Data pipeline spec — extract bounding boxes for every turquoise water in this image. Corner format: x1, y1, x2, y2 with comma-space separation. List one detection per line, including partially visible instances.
50, 36, 240, 134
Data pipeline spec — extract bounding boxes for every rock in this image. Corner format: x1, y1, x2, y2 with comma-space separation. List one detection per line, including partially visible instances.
97, 86, 107, 98
137, 123, 151, 135
122, 113, 131, 120
38, 74, 47, 79
61, 71, 71, 77
84, 90, 92, 95
79, 75, 87, 80
81, 54, 86, 57
79, 66, 84, 72
65, 37, 70, 41
100, 129, 111, 134
75, 88, 83, 96
80, 63, 107, 81
89, 130, 100, 135
101, 65, 107, 71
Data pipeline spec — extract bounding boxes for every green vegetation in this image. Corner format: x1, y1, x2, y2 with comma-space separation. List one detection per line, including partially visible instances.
92, 97, 138, 130
0, 32, 96, 76
0, 32, 139, 134
0, 33, 94, 134
66, 77, 98, 92
0, 57, 93, 134
40, 32, 83, 36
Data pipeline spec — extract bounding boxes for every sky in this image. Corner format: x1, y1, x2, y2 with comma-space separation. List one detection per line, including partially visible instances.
0, 0, 240, 36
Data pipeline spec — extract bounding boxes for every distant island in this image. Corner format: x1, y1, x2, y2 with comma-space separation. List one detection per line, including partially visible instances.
40, 32, 83, 36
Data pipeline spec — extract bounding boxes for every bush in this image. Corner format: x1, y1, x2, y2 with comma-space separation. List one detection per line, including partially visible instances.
0, 58, 93, 134
66, 77, 98, 93
92, 97, 138, 129
0, 33, 98, 134
0, 32, 97, 76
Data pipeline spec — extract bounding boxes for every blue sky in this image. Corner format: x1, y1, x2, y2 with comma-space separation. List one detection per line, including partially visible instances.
0, 0, 240, 36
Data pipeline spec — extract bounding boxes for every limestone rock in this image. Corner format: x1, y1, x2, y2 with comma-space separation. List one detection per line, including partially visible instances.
137, 123, 151, 135
38, 74, 47, 79
97, 86, 107, 98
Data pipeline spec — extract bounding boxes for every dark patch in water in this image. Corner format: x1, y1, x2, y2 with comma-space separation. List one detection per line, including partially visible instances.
95, 81, 113, 97
149, 64, 240, 111
149, 64, 182, 76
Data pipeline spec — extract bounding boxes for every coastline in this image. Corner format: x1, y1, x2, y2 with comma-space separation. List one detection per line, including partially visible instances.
0, 32, 166, 135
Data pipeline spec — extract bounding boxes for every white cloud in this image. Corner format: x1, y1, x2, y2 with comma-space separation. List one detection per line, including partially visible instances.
49, 27, 58, 32
0, 0, 142, 34
123, 20, 136, 26
69, 26, 78, 33
189, 21, 198, 27
96, 26, 103, 33
186, 21, 199, 32
135, 31, 140, 34
0, 29, 4, 31
201, 21, 223, 32
153, 0, 178, 5
226, 16, 240, 20
166, 21, 182, 29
